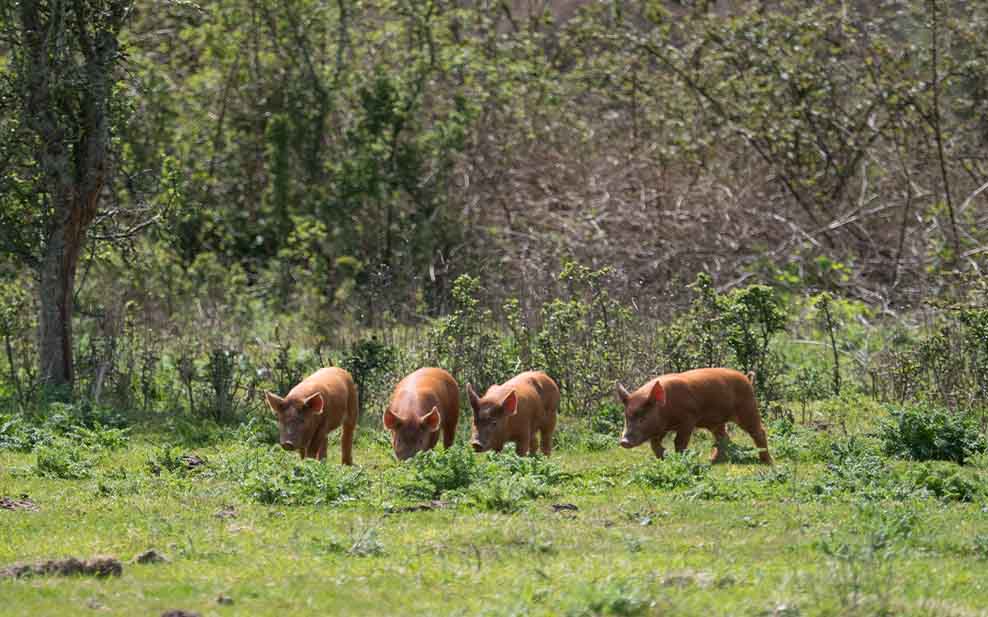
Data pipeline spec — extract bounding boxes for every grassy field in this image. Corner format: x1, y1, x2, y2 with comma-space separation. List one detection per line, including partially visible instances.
2, 419, 988, 617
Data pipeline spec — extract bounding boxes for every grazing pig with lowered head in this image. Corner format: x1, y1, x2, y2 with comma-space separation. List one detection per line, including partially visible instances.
264, 367, 358, 465
467, 371, 559, 456
616, 368, 772, 464
383, 367, 460, 460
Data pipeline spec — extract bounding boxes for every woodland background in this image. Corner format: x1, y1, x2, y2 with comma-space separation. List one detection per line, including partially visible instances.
2, 0, 988, 429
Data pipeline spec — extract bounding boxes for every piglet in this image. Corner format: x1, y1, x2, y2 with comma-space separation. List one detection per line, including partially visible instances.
616, 368, 771, 464
383, 368, 460, 460
468, 371, 559, 456
265, 367, 358, 464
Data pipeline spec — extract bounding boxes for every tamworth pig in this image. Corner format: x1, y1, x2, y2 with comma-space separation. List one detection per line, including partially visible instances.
467, 371, 559, 456
615, 368, 772, 464
264, 367, 358, 465
383, 367, 460, 460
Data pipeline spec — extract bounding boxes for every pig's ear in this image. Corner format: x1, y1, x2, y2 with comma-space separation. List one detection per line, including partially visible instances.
467, 383, 480, 410
649, 381, 666, 406
383, 409, 399, 431
615, 382, 630, 405
500, 390, 518, 417
423, 406, 441, 432
304, 392, 324, 415
265, 391, 285, 414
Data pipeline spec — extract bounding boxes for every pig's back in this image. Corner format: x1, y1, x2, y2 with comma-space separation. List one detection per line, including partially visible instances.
673, 368, 753, 423
298, 367, 354, 408
505, 371, 558, 421
395, 368, 459, 416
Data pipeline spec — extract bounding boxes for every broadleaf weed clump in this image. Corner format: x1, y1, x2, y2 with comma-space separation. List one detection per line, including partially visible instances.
880, 403, 985, 464
391, 444, 567, 512
224, 446, 367, 506
397, 442, 483, 499
34, 439, 98, 479
629, 451, 710, 490
31, 416, 130, 479
815, 502, 920, 614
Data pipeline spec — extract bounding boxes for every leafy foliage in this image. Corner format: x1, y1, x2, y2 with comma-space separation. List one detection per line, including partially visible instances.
880, 404, 985, 464
398, 442, 483, 500
34, 440, 98, 480
629, 451, 711, 490
227, 447, 368, 506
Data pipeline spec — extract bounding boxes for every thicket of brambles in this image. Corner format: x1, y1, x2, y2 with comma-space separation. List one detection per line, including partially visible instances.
1, 0, 988, 452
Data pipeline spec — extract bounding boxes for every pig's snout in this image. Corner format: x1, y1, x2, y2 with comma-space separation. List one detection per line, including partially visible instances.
280, 441, 295, 451
619, 437, 633, 448
470, 441, 484, 452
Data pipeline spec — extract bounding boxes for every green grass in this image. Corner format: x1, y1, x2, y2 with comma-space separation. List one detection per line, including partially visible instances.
2, 424, 988, 617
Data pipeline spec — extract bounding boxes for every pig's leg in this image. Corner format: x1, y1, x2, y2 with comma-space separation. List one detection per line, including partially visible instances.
442, 421, 455, 449
673, 424, 695, 454
540, 404, 557, 457
529, 433, 539, 455
515, 431, 530, 456
303, 430, 321, 460
340, 420, 356, 466
739, 420, 772, 464
649, 432, 667, 459
539, 425, 554, 457
709, 424, 730, 463
305, 424, 328, 460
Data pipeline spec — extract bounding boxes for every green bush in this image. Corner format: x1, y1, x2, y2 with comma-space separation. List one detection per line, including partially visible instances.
67, 424, 130, 451
428, 274, 516, 394
467, 474, 551, 513
34, 439, 97, 479
765, 417, 834, 463
342, 336, 398, 420
480, 450, 569, 486
880, 404, 984, 464
659, 274, 787, 400
813, 437, 891, 498
0, 412, 52, 451
395, 445, 566, 510
590, 403, 624, 435
1, 405, 129, 453
902, 463, 984, 502
232, 447, 367, 506
399, 443, 482, 499
629, 451, 710, 490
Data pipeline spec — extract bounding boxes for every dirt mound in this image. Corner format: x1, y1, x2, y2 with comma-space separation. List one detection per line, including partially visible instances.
214, 505, 237, 519
0, 495, 38, 512
0, 555, 122, 579
133, 549, 169, 564
384, 500, 447, 514
179, 454, 206, 469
